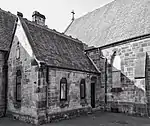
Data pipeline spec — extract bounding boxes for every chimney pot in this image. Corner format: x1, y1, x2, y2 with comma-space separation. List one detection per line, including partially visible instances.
32, 11, 46, 26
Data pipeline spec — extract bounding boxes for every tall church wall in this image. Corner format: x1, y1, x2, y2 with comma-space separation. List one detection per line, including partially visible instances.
87, 36, 150, 116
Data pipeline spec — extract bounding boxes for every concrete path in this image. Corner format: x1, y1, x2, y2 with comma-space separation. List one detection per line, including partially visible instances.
1, 112, 150, 126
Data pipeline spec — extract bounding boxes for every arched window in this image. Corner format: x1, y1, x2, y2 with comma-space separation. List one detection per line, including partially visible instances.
60, 77, 67, 101
112, 51, 121, 71
80, 79, 86, 99
16, 42, 20, 59
112, 55, 121, 71
16, 70, 21, 102
111, 52, 121, 89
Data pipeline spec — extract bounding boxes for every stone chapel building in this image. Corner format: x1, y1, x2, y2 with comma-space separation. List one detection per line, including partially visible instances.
0, 9, 100, 124
0, 0, 150, 125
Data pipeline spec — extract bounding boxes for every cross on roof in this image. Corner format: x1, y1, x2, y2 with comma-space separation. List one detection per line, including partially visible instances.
71, 10, 75, 21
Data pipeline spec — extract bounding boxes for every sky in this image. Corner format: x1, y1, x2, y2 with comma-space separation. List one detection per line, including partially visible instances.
0, 0, 113, 32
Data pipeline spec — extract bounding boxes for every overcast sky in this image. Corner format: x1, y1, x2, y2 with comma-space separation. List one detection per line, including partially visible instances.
1, 0, 113, 32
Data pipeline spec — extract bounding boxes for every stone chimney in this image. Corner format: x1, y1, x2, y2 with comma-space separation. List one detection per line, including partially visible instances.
32, 11, 46, 26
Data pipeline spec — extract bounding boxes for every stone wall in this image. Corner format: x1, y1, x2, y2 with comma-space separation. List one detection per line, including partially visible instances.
37, 67, 100, 124
0, 51, 6, 117
7, 32, 101, 125
7, 33, 39, 124
87, 36, 150, 116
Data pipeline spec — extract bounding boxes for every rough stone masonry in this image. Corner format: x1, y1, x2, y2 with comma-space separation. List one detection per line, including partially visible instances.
86, 34, 150, 116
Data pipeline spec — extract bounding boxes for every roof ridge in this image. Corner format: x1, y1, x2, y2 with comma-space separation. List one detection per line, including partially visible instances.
64, 20, 74, 34
73, 0, 115, 21
23, 18, 83, 44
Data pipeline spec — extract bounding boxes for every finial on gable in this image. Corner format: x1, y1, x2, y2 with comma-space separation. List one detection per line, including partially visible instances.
17, 11, 23, 17
71, 10, 75, 21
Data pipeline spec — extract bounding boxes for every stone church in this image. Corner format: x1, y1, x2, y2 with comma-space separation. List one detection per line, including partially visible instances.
0, 0, 150, 125
65, 0, 150, 117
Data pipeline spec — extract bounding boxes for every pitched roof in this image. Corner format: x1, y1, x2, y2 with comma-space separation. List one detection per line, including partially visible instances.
20, 18, 98, 73
0, 9, 17, 51
65, 0, 150, 47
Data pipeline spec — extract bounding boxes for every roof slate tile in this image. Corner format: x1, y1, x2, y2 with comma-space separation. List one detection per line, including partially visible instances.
65, 0, 150, 47
0, 9, 16, 51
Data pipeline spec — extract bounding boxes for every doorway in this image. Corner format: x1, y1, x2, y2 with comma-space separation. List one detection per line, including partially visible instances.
91, 76, 96, 108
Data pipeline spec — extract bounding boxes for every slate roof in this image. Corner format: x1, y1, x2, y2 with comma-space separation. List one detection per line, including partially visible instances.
20, 18, 98, 73
65, 0, 150, 47
0, 9, 17, 51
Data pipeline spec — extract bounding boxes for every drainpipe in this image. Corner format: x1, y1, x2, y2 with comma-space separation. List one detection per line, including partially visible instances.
3, 60, 8, 116
100, 55, 107, 111
45, 66, 49, 122
145, 53, 149, 117
39, 62, 49, 122
104, 58, 107, 111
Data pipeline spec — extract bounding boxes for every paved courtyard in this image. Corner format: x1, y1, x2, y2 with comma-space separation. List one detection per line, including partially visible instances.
1, 112, 150, 126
